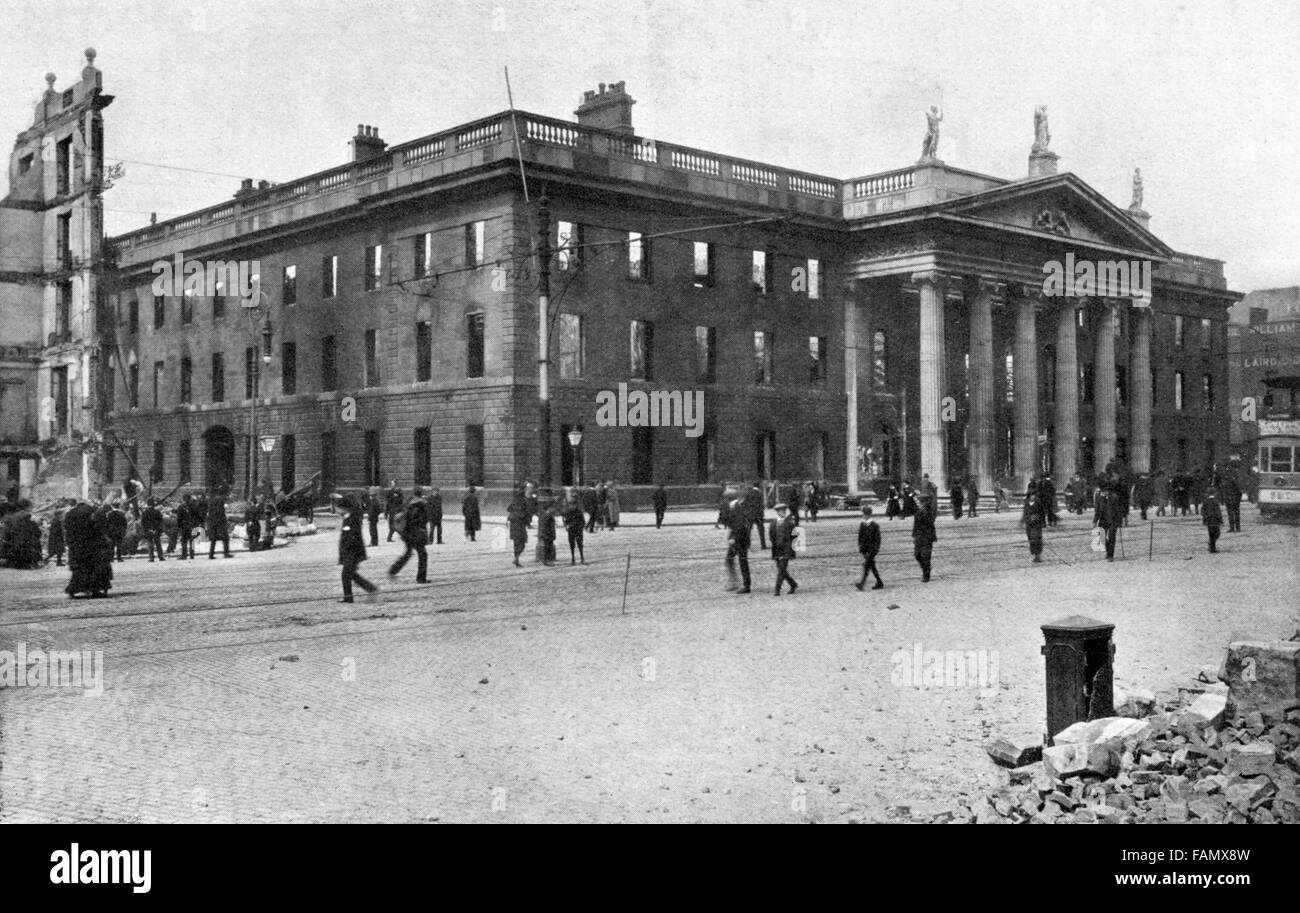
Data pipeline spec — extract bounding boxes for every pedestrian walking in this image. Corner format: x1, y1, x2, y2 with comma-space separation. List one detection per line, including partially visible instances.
426, 486, 444, 544
538, 502, 558, 566
244, 499, 262, 552
1092, 476, 1123, 561
604, 482, 621, 530
912, 499, 937, 582
384, 481, 403, 541
1202, 490, 1223, 553
105, 502, 128, 561
886, 485, 902, 520
365, 488, 381, 547
390, 488, 429, 582
1022, 487, 1046, 563
582, 484, 600, 534
141, 497, 166, 562
507, 492, 529, 567
855, 504, 884, 590
652, 484, 668, 529
745, 481, 768, 549
769, 503, 798, 596
462, 486, 482, 541
724, 494, 752, 594
64, 502, 112, 597
965, 478, 979, 518
1220, 471, 1242, 532
562, 490, 586, 565
207, 491, 232, 559
338, 497, 378, 603
949, 480, 964, 520
177, 494, 198, 559
993, 479, 1009, 514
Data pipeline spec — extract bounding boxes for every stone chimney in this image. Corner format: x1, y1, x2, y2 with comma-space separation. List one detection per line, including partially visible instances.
574, 81, 635, 134
351, 124, 387, 162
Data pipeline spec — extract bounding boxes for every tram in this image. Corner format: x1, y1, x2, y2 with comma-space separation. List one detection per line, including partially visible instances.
1256, 375, 1300, 521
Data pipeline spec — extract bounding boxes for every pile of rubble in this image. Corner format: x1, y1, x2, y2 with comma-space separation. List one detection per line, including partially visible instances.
953, 639, 1300, 824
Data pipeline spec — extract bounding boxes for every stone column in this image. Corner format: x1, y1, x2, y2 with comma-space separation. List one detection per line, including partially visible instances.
1054, 300, 1080, 482
1014, 290, 1040, 489
1094, 299, 1118, 470
843, 280, 859, 494
1129, 304, 1153, 473
968, 280, 998, 496
913, 271, 948, 487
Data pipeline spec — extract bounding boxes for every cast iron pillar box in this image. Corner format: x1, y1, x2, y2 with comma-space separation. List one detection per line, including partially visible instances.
1041, 615, 1115, 744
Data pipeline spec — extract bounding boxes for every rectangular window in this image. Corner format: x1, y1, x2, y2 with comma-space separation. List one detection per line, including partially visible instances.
56, 137, 71, 195
245, 347, 256, 399
321, 335, 338, 391
466, 221, 485, 268
467, 314, 485, 378
178, 439, 192, 484
18, 153, 32, 175
1202, 373, 1213, 410
283, 264, 297, 305
320, 431, 336, 493
695, 326, 717, 384
1268, 446, 1294, 474
873, 331, 887, 390
1174, 371, 1185, 411
628, 231, 649, 281
557, 313, 584, 379
631, 427, 654, 485
414, 427, 432, 487
630, 319, 655, 380
1200, 318, 1212, 350
52, 366, 69, 433
212, 284, 225, 320
364, 329, 379, 387
755, 430, 775, 478
364, 430, 380, 487
56, 282, 72, 338
282, 342, 297, 396
1174, 315, 1185, 348
754, 330, 772, 385
281, 434, 296, 492
809, 336, 826, 385
128, 299, 139, 335
128, 363, 139, 408
416, 321, 432, 382
692, 241, 713, 287
465, 424, 485, 487
696, 431, 714, 484
152, 440, 165, 482
557, 221, 582, 271
57, 213, 72, 269
211, 353, 225, 403
752, 250, 769, 294
153, 360, 164, 408
182, 290, 194, 324
153, 294, 165, 330
1005, 353, 1015, 402
414, 233, 432, 278
322, 254, 337, 298
364, 244, 383, 291
807, 258, 821, 300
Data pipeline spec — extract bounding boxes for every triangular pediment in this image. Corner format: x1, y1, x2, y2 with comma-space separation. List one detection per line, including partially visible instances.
932, 173, 1172, 260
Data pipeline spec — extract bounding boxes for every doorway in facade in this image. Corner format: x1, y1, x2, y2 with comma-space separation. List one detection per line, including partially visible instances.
203, 425, 235, 493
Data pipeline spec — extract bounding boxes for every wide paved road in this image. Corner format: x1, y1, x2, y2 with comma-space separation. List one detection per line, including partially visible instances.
2, 506, 1296, 822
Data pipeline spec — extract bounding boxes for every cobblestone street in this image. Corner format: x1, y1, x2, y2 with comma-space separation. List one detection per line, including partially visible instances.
2, 507, 1296, 822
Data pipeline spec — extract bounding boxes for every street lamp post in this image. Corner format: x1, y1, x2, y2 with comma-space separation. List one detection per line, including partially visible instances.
242, 283, 272, 501
567, 428, 583, 487
259, 434, 276, 497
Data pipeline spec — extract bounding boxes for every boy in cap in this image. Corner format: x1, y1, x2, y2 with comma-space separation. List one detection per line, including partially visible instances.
855, 504, 884, 590
769, 502, 798, 596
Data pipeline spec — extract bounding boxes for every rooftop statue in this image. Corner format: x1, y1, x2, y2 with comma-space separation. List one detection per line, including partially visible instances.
1130, 167, 1144, 210
921, 106, 942, 160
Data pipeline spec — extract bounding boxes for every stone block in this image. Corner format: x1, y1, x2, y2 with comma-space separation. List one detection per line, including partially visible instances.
1054, 717, 1153, 751
1182, 693, 1228, 729
1225, 742, 1277, 777
1115, 686, 1157, 719
1044, 743, 1119, 780
1219, 641, 1300, 716
985, 736, 1043, 769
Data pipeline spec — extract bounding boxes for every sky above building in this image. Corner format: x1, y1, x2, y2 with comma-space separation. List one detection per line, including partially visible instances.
2, 0, 1296, 292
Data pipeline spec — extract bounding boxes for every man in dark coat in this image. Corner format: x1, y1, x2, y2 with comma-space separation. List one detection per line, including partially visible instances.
582, 485, 600, 534
949, 480, 964, 520
462, 487, 482, 541
1022, 487, 1046, 563
855, 504, 883, 590
176, 494, 197, 559
365, 488, 381, 547
1219, 469, 1243, 532
105, 502, 129, 561
1201, 490, 1224, 553
537, 502, 558, 566
965, 478, 979, 518
769, 502, 798, 596
141, 497, 166, 562
912, 499, 937, 582
1133, 473, 1154, 521
338, 497, 378, 603
244, 499, 262, 552
561, 489, 586, 565
652, 485, 669, 529
390, 488, 429, 583
384, 481, 404, 542
48, 508, 66, 567
64, 502, 112, 597
1092, 476, 1124, 561
724, 494, 752, 594
207, 491, 232, 559
745, 481, 768, 549
426, 486, 444, 545
507, 492, 529, 567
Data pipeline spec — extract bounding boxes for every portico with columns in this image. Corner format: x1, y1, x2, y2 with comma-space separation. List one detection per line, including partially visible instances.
839, 161, 1199, 497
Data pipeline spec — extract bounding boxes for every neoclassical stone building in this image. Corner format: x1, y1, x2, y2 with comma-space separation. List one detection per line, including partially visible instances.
92, 80, 1236, 501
